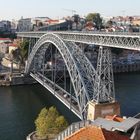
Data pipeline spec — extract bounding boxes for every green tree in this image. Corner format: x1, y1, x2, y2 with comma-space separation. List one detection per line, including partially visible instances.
105, 20, 117, 28
86, 13, 102, 29
11, 39, 29, 70
55, 116, 68, 132
35, 107, 48, 139
17, 39, 29, 62
38, 22, 43, 27
73, 14, 80, 30
106, 20, 113, 28
45, 107, 59, 134
35, 106, 68, 139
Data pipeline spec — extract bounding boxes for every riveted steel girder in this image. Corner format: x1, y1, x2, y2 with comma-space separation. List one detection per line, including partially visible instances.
17, 31, 140, 51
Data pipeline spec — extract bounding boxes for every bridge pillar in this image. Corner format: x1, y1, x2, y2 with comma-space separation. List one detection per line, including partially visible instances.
87, 101, 120, 120
87, 46, 120, 120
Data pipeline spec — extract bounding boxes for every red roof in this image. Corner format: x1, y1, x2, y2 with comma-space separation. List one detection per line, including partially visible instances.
46, 19, 59, 24
0, 38, 11, 41
8, 43, 17, 47
65, 126, 130, 140
105, 115, 124, 122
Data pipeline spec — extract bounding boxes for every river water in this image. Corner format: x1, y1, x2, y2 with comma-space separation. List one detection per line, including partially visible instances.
0, 73, 140, 140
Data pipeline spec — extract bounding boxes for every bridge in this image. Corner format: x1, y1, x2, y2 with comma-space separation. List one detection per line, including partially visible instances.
17, 31, 140, 120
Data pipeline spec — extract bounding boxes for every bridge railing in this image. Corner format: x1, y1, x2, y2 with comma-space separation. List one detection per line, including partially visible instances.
54, 120, 92, 140
36, 72, 77, 102
17, 31, 140, 36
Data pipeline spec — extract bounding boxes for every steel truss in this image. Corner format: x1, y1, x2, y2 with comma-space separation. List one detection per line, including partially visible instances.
17, 31, 140, 51
20, 31, 124, 119
26, 33, 98, 119
94, 46, 115, 103
31, 72, 81, 119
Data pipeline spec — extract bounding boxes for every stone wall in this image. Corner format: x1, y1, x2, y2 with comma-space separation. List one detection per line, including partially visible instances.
10, 75, 37, 85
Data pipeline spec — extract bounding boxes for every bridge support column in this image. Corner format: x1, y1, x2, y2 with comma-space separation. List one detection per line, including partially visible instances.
87, 101, 120, 120
87, 46, 120, 120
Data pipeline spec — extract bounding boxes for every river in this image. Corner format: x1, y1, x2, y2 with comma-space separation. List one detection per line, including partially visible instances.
0, 73, 140, 140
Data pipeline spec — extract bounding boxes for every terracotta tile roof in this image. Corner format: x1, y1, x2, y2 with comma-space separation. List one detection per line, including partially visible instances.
105, 115, 124, 122
8, 43, 17, 47
0, 38, 11, 41
65, 126, 130, 140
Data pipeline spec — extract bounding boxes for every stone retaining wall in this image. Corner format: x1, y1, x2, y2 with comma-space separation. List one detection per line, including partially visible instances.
113, 63, 140, 73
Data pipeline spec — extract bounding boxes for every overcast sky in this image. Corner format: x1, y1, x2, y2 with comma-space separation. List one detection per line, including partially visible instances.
0, 0, 140, 20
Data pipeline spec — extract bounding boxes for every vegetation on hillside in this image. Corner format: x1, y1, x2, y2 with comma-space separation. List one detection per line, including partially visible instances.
11, 39, 29, 69
86, 13, 103, 29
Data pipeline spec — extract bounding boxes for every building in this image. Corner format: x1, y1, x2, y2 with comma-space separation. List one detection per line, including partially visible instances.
0, 43, 9, 54
17, 17, 32, 32
132, 19, 140, 26
63, 115, 140, 140
8, 43, 18, 54
38, 20, 70, 31
31, 17, 50, 30
32, 17, 50, 25
0, 38, 12, 54
0, 38, 11, 44
0, 20, 11, 32
65, 125, 130, 140
11, 19, 18, 33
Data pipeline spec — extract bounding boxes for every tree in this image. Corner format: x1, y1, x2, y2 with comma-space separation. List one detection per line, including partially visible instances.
38, 22, 43, 27
73, 14, 80, 24
35, 108, 48, 139
55, 116, 68, 132
72, 14, 80, 30
35, 106, 68, 139
86, 13, 103, 29
17, 39, 29, 62
129, 16, 134, 23
45, 107, 59, 134
106, 20, 113, 28
11, 39, 29, 70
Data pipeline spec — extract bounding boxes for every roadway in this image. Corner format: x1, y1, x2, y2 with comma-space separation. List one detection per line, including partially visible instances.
17, 31, 140, 51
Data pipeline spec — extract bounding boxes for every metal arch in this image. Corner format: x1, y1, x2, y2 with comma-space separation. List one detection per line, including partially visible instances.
65, 42, 97, 100
66, 42, 115, 103
25, 33, 94, 119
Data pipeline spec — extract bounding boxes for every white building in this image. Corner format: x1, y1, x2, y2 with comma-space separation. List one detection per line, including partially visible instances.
17, 17, 32, 32
0, 43, 8, 54
8, 44, 18, 54
31, 17, 50, 26
11, 19, 18, 32
0, 38, 12, 54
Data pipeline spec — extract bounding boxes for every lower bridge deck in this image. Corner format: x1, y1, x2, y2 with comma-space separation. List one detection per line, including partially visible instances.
30, 72, 82, 119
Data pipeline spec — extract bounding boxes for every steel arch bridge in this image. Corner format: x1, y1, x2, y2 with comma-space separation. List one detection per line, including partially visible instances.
17, 31, 140, 120
22, 32, 115, 120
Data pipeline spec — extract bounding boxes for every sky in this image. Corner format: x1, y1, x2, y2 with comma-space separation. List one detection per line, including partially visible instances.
0, 0, 140, 20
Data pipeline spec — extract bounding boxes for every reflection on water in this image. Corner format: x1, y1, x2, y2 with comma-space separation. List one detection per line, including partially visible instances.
0, 72, 140, 140
0, 85, 79, 140
115, 72, 140, 116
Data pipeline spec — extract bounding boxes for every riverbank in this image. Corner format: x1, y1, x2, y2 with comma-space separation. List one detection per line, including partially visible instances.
0, 61, 140, 87
0, 73, 37, 86
113, 63, 140, 73
0, 84, 79, 140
